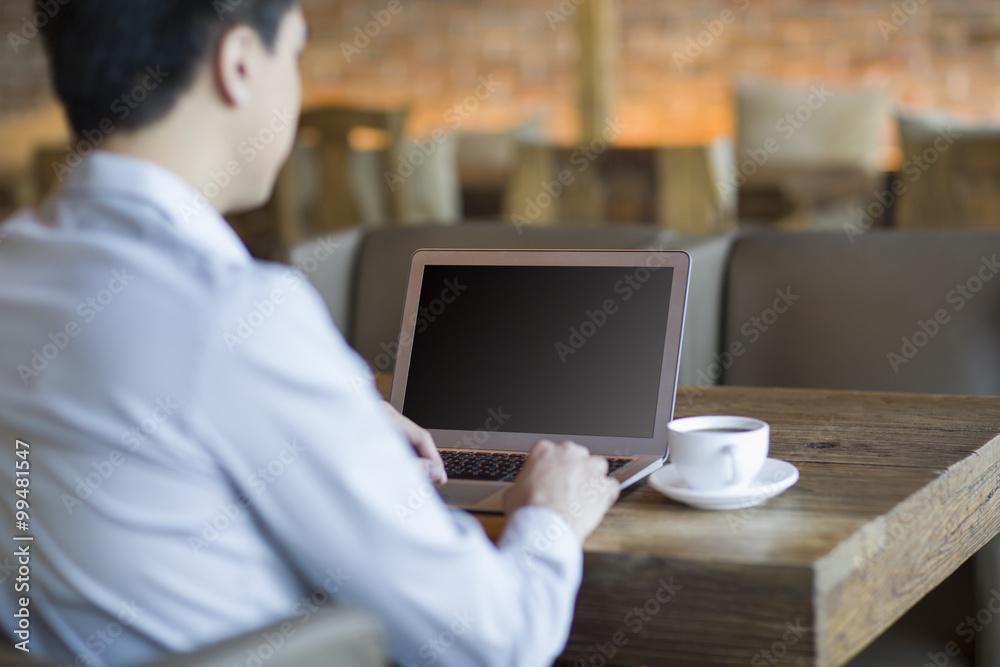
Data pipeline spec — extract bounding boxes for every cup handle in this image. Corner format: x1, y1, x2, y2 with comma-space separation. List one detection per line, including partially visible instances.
722, 445, 744, 487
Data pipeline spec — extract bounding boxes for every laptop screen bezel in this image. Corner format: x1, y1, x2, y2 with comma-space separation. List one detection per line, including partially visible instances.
387, 249, 690, 458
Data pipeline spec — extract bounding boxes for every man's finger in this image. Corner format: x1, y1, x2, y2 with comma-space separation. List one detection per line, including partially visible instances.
418, 457, 448, 486
411, 432, 446, 483
588, 455, 610, 476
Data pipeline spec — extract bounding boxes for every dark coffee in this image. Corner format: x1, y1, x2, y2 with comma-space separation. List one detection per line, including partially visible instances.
689, 427, 755, 434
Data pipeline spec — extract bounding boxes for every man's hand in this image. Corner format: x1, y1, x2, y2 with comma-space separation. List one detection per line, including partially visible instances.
503, 440, 619, 543
383, 403, 447, 485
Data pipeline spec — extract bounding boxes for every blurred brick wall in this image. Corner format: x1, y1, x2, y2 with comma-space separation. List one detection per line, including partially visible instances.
2, 0, 1000, 143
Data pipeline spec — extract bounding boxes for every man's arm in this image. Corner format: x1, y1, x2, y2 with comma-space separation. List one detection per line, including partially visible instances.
195, 267, 615, 667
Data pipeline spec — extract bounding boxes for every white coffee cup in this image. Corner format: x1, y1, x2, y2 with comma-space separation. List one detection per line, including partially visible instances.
667, 415, 769, 491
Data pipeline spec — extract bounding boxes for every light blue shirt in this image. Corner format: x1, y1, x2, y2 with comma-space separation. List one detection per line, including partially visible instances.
0, 151, 582, 667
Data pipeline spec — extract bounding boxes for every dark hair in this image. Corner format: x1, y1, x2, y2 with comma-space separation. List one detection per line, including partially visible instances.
38, 0, 298, 137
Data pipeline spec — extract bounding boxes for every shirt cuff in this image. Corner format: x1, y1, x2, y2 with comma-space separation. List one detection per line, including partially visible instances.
498, 505, 583, 585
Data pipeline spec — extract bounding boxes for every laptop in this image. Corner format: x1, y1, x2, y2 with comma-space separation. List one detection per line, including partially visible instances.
388, 249, 690, 512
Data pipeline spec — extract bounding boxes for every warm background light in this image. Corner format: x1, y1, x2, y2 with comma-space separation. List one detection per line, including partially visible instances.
1, 0, 999, 175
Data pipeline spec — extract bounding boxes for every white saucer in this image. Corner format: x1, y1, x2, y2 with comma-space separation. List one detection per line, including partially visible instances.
648, 458, 799, 510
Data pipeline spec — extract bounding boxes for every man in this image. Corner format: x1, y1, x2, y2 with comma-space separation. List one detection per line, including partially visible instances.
0, 1, 619, 666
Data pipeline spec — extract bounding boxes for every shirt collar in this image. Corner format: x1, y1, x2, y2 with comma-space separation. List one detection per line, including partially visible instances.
60, 150, 253, 266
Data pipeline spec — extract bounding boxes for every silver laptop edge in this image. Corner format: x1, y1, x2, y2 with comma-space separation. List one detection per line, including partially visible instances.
388, 249, 691, 513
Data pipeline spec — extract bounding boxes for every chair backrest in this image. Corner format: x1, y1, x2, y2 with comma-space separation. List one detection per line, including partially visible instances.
270, 105, 409, 245
503, 140, 737, 233
33, 146, 67, 203
894, 113, 1000, 230
505, 140, 679, 227
289, 227, 369, 336
655, 140, 737, 234
391, 133, 462, 225
722, 230, 1000, 395
349, 223, 673, 372
0, 607, 387, 667
736, 80, 889, 175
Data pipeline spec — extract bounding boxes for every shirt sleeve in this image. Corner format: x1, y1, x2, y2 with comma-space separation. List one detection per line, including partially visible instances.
192, 265, 583, 667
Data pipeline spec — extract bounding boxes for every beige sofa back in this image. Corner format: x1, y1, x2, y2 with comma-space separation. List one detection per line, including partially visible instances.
292, 224, 735, 387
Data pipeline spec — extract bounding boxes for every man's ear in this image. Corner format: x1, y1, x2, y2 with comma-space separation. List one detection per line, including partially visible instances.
215, 25, 260, 107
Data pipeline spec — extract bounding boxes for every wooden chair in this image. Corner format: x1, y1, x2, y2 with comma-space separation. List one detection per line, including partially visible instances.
502, 139, 736, 232
33, 145, 69, 202
735, 80, 889, 228
894, 112, 1000, 229
655, 139, 736, 234
455, 131, 516, 219
269, 105, 408, 248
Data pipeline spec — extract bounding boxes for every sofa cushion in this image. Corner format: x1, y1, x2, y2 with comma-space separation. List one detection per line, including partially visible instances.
289, 227, 368, 336
722, 230, 1000, 395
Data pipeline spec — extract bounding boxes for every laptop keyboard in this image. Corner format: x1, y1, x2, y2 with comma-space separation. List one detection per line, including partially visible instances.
441, 450, 633, 483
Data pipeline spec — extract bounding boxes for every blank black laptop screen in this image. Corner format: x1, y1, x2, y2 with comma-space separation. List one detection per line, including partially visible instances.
401, 264, 674, 439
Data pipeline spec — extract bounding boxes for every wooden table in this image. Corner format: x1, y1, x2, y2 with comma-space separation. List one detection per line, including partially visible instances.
376, 377, 1000, 666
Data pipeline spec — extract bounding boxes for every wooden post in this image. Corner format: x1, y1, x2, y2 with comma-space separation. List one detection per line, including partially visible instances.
576, 0, 617, 143
656, 138, 738, 233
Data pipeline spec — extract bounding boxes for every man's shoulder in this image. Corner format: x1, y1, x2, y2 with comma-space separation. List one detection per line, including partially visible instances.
213, 259, 340, 355
3, 200, 279, 301
0, 201, 342, 364
1, 205, 311, 349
